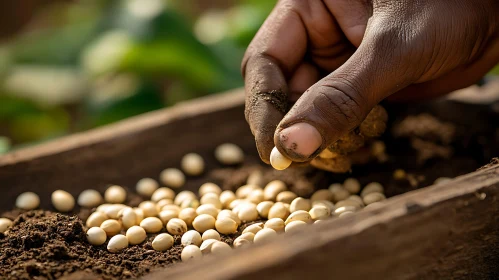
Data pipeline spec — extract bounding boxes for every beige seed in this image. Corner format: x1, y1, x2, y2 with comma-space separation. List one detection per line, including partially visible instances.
265, 218, 285, 233
181, 153, 205, 176
219, 191, 236, 208
344, 178, 361, 194
235, 184, 259, 199
247, 169, 264, 186
335, 199, 363, 209
229, 199, 244, 210
310, 189, 333, 202
238, 203, 259, 222
242, 223, 264, 234
134, 208, 145, 224
77, 189, 103, 208
270, 146, 292, 170
152, 233, 174, 251
86, 227, 107, 246
200, 193, 222, 209
126, 226, 147, 245
192, 214, 215, 233
181, 198, 200, 209
339, 211, 355, 218
15, 192, 40, 210
196, 204, 218, 218
159, 210, 178, 224
166, 218, 188, 235
162, 204, 181, 213
285, 210, 312, 225
264, 180, 287, 201
156, 199, 173, 210
151, 187, 175, 202
0, 218, 13, 233
51, 190, 75, 212
361, 182, 384, 197
104, 185, 127, 204
107, 234, 128, 253
181, 245, 202, 261
181, 230, 203, 246
289, 197, 311, 212
247, 189, 264, 204
139, 201, 159, 217
363, 192, 386, 205
179, 208, 197, 227
215, 217, 238, 234
136, 178, 159, 197
214, 143, 244, 165
96, 204, 111, 213
100, 219, 121, 237
86, 212, 108, 228
160, 168, 185, 188
232, 201, 256, 215
312, 200, 335, 211
174, 191, 196, 205
211, 241, 231, 254
309, 206, 331, 220
202, 229, 221, 241
233, 232, 255, 248
199, 182, 222, 197
329, 184, 350, 202
217, 210, 241, 226
140, 217, 163, 233
200, 239, 218, 254
276, 191, 297, 204
119, 207, 138, 229
268, 202, 290, 220
105, 204, 127, 219
347, 195, 365, 206
285, 221, 307, 233
256, 201, 274, 218
254, 228, 277, 243
334, 206, 358, 216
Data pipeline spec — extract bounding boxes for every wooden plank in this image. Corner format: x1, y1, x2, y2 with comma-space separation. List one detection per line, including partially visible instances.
144, 163, 499, 280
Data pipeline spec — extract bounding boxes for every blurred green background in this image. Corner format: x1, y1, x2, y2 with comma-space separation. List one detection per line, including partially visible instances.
0, 0, 498, 155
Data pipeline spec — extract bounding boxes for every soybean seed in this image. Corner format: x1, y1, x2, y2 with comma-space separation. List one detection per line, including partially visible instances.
152, 233, 174, 251
270, 147, 292, 170
181, 230, 203, 246
254, 228, 277, 243
196, 204, 219, 218
51, 190, 75, 212
211, 242, 231, 254
104, 185, 127, 204
100, 219, 121, 237
246, 170, 264, 186
199, 182, 222, 197
242, 222, 264, 235
105, 204, 127, 219
264, 218, 285, 233
256, 201, 274, 218
179, 208, 197, 227
219, 191, 236, 208
347, 195, 364, 206
200, 239, 218, 254
174, 191, 196, 206
0, 218, 12, 233
160, 168, 185, 188
139, 201, 159, 217
233, 232, 255, 248
166, 218, 188, 235
276, 191, 297, 204
136, 178, 159, 197
264, 180, 287, 201
285, 221, 307, 233
329, 185, 350, 202
181, 245, 202, 261
289, 197, 311, 212
202, 229, 221, 241
247, 189, 265, 204
237, 203, 259, 222
200, 193, 222, 209
363, 192, 386, 205
335, 199, 362, 209
107, 234, 128, 253
181, 153, 205, 176
215, 217, 238, 234
134, 208, 145, 224
15, 192, 40, 210
140, 217, 163, 233
333, 206, 358, 216
192, 214, 215, 233
77, 189, 103, 208
162, 204, 181, 213
344, 178, 361, 194
217, 210, 241, 226
285, 210, 312, 225
361, 182, 384, 197
310, 189, 333, 202
86, 212, 108, 228
312, 200, 335, 211
156, 199, 173, 210
235, 184, 259, 199
214, 143, 244, 165
86, 227, 107, 246
151, 187, 175, 202
268, 202, 290, 220
309, 206, 331, 220
158, 210, 178, 224
119, 207, 138, 229
126, 226, 147, 245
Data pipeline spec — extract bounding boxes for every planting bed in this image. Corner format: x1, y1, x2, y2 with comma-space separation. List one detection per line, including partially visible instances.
0, 89, 498, 280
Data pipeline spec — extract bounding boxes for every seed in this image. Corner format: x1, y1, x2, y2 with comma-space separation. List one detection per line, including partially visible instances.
335, 199, 363, 209
179, 208, 197, 227
215, 217, 238, 234
107, 234, 128, 253
140, 217, 163, 233
192, 214, 215, 233
181, 245, 202, 261
247, 189, 264, 204
96, 204, 111, 213
214, 143, 244, 165
77, 189, 103, 208
264, 218, 285, 233
364, 202, 383, 209
211, 241, 231, 254
151, 187, 175, 202
285, 210, 312, 225
181, 153, 205, 176
393, 169, 407, 181
276, 191, 297, 204
219, 191, 236, 208
181, 230, 203, 246
86, 212, 108, 228
237, 203, 259, 222
242, 222, 264, 235
289, 197, 311, 212
363, 192, 386, 205
202, 229, 221, 241
174, 191, 196, 205
104, 185, 127, 204
105, 204, 127, 219
160, 168, 185, 188
152, 233, 174, 251
162, 204, 181, 213
159, 210, 178, 224
139, 201, 159, 217
156, 199, 173, 210
360, 182, 384, 197
344, 178, 361, 194
165, 218, 187, 235
51, 190, 75, 212
247, 170, 264, 186
270, 146, 292, 170
199, 183, 222, 197
229, 199, 244, 210
285, 221, 307, 233
256, 201, 274, 218
312, 200, 335, 211
339, 211, 355, 218
126, 226, 147, 245
254, 228, 277, 243
235, 184, 259, 199
264, 180, 287, 201
434, 177, 451, 185
233, 232, 255, 248
328, 184, 350, 202
134, 208, 145, 224
347, 195, 364, 206
86, 227, 107, 246
333, 206, 358, 216
217, 210, 241, 225
268, 202, 290, 220
310, 189, 333, 202
119, 207, 138, 229
15, 192, 40, 210
309, 206, 331, 220
136, 178, 159, 197
200, 193, 222, 209
0, 218, 12, 233
196, 204, 219, 218
181, 198, 200, 209
100, 219, 121, 237
200, 239, 218, 254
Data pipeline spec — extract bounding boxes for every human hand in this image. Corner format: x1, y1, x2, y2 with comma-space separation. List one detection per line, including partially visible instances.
242, 0, 499, 168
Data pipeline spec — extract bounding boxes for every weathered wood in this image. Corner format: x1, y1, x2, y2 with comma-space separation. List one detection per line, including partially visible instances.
145, 163, 499, 280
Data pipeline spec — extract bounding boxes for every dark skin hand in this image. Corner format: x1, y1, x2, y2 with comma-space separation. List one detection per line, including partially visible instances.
242, 0, 499, 168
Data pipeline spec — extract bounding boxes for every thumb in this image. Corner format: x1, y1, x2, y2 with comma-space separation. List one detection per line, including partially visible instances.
274, 22, 414, 162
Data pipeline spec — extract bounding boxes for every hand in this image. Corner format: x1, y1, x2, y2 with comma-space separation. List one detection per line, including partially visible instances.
242, 0, 499, 166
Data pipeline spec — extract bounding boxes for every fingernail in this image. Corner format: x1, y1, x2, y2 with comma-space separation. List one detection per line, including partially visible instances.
278, 123, 322, 158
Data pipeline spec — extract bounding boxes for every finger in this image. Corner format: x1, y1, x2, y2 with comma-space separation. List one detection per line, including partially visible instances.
288, 62, 321, 103
324, 0, 371, 47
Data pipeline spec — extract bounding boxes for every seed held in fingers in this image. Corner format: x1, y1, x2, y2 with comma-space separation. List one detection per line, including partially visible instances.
270, 147, 292, 170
